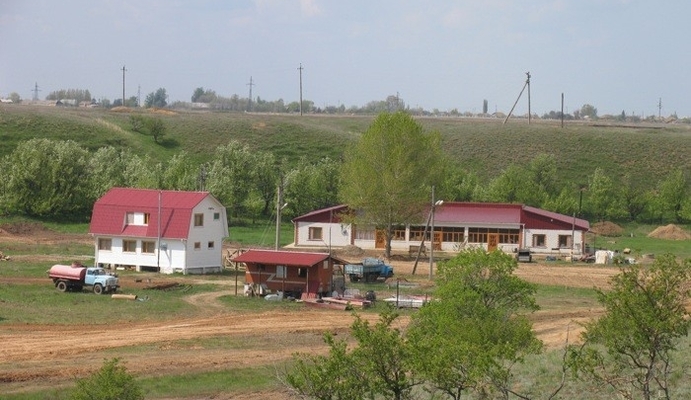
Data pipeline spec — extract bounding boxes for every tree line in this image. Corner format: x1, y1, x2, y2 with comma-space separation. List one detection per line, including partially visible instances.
0, 135, 688, 226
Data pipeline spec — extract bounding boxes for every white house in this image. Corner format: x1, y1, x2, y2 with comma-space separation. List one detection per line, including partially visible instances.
89, 188, 229, 274
292, 202, 590, 258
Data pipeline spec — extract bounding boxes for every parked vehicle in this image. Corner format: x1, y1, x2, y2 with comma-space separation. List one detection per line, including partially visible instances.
49, 263, 119, 294
516, 249, 532, 262
343, 258, 394, 283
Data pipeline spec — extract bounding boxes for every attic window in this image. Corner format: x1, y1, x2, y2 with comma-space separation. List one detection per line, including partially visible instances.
213, 212, 220, 220
143, 213, 150, 225
194, 213, 204, 227
308, 227, 323, 240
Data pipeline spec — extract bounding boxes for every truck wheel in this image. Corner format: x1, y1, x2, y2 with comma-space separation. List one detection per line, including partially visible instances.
93, 284, 104, 295
56, 281, 68, 292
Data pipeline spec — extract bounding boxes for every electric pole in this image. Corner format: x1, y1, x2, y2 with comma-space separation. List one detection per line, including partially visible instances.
503, 71, 531, 124
658, 97, 662, 119
247, 76, 255, 112
121, 65, 127, 107
137, 84, 141, 107
31, 82, 41, 101
298, 63, 303, 116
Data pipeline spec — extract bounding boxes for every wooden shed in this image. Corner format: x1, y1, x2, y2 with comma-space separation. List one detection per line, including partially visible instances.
231, 250, 346, 298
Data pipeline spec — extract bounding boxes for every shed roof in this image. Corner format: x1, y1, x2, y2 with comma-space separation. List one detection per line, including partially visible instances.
89, 187, 215, 239
233, 250, 341, 267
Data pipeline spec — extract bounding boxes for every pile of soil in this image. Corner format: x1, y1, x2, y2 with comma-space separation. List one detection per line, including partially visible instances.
647, 224, 691, 240
336, 245, 365, 258
590, 221, 624, 237
0, 222, 50, 235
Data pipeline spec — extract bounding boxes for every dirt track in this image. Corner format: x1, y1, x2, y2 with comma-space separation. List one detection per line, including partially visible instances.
0, 225, 618, 398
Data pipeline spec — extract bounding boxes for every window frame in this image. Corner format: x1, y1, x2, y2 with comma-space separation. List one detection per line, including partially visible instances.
194, 213, 204, 227
308, 226, 323, 241
123, 239, 137, 253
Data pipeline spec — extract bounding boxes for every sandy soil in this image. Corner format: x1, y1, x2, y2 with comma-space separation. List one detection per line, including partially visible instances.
0, 225, 619, 398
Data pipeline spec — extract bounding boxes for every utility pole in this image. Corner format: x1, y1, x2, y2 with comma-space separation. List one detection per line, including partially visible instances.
137, 84, 141, 107
298, 63, 303, 116
658, 97, 662, 119
31, 82, 41, 101
275, 176, 285, 250
561, 92, 565, 128
121, 65, 127, 107
503, 71, 531, 124
247, 76, 255, 112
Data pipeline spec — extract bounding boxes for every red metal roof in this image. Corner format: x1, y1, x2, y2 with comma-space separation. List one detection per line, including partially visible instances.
232, 250, 330, 267
88, 188, 211, 239
291, 204, 349, 223
434, 202, 523, 225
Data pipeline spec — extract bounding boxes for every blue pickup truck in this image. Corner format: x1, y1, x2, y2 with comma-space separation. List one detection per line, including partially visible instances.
343, 258, 394, 283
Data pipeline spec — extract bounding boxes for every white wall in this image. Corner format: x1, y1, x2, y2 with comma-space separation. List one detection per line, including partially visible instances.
296, 222, 351, 247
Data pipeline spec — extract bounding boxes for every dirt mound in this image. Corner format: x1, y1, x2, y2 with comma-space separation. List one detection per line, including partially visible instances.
109, 106, 133, 113
647, 224, 691, 240
150, 108, 177, 115
335, 245, 365, 258
0, 222, 50, 235
590, 221, 624, 237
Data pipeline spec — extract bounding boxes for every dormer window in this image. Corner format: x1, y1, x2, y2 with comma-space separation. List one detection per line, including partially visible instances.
125, 212, 150, 226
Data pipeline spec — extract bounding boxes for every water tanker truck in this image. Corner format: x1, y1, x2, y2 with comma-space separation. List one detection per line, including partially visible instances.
343, 257, 394, 283
49, 263, 119, 294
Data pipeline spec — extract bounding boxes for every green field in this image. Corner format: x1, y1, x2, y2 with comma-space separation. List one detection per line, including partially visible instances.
2, 104, 690, 186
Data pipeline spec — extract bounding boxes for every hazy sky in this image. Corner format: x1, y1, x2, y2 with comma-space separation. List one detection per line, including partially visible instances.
1, 0, 689, 116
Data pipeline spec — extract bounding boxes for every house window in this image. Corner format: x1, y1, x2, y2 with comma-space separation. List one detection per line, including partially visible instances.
297, 268, 308, 278
213, 212, 220, 220
98, 238, 112, 251
194, 242, 201, 250
208, 241, 215, 249
142, 241, 156, 254
143, 213, 150, 225
126, 212, 134, 224
558, 235, 572, 248
123, 240, 137, 253
391, 226, 406, 241
441, 227, 465, 243
409, 227, 427, 242
468, 228, 488, 243
276, 265, 286, 279
308, 227, 323, 240
533, 234, 546, 247
354, 227, 376, 240
194, 213, 204, 227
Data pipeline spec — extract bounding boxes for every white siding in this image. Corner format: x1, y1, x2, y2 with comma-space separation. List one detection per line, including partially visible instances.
296, 222, 351, 247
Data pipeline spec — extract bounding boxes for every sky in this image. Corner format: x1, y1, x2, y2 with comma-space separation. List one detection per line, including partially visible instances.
1, 0, 689, 117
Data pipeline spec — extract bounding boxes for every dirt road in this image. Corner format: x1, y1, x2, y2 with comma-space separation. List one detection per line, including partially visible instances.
0, 224, 618, 398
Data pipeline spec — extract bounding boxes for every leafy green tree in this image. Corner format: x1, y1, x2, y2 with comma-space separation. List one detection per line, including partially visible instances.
191, 87, 217, 103
287, 333, 369, 400
3, 139, 92, 217
569, 254, 691, 400
484, 164, 539, 205
70, 358, 144, 400
350, 308, 421, 400
87, 147, 131, 199
146, 117, 166, 143
620, 174, 647, 221
251, 151, 278, 216
161, 152, 197, 190
123, 154, 162, 189
206, 141, 255, 217
580, 104, 598, 119
8, 92, 21, 103
657, 168, 689, 223
144, 88, 167, 108
284, 156, 340, 218
339, 111, 444, 257
437, 163, 478, 202
408, 249, 542, 399
586, 167, 625, 221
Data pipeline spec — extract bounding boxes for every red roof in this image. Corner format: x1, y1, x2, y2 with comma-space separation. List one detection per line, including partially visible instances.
291, 204, 348, 223
434, 202, 523, 224
232, 250, 330, 267
88, 188, 211, 239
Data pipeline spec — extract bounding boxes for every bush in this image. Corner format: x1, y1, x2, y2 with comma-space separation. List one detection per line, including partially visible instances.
70, 358, 144, 400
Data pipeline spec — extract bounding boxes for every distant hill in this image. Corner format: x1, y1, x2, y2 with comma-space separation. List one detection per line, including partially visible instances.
1, 104, 690, 188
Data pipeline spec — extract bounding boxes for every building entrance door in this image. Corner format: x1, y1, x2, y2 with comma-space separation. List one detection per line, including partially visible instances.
488, 233, 499, 252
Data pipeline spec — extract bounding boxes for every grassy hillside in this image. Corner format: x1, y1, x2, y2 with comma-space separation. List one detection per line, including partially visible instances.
2, 104, 690, 187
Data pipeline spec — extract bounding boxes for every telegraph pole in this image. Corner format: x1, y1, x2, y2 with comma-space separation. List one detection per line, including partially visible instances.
658, 98, 662, 119
298, 63, 303, 116
121, 65, 127, 107
503, 71, 531, 124
247, 76, 255, 112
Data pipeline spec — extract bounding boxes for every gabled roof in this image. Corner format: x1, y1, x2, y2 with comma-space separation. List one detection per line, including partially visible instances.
291, 204, 349, 223
232, 250, 339, 267
89, 188, 215, 239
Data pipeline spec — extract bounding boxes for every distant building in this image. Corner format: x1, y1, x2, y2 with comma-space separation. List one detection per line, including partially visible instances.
292, 202, 590, 257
